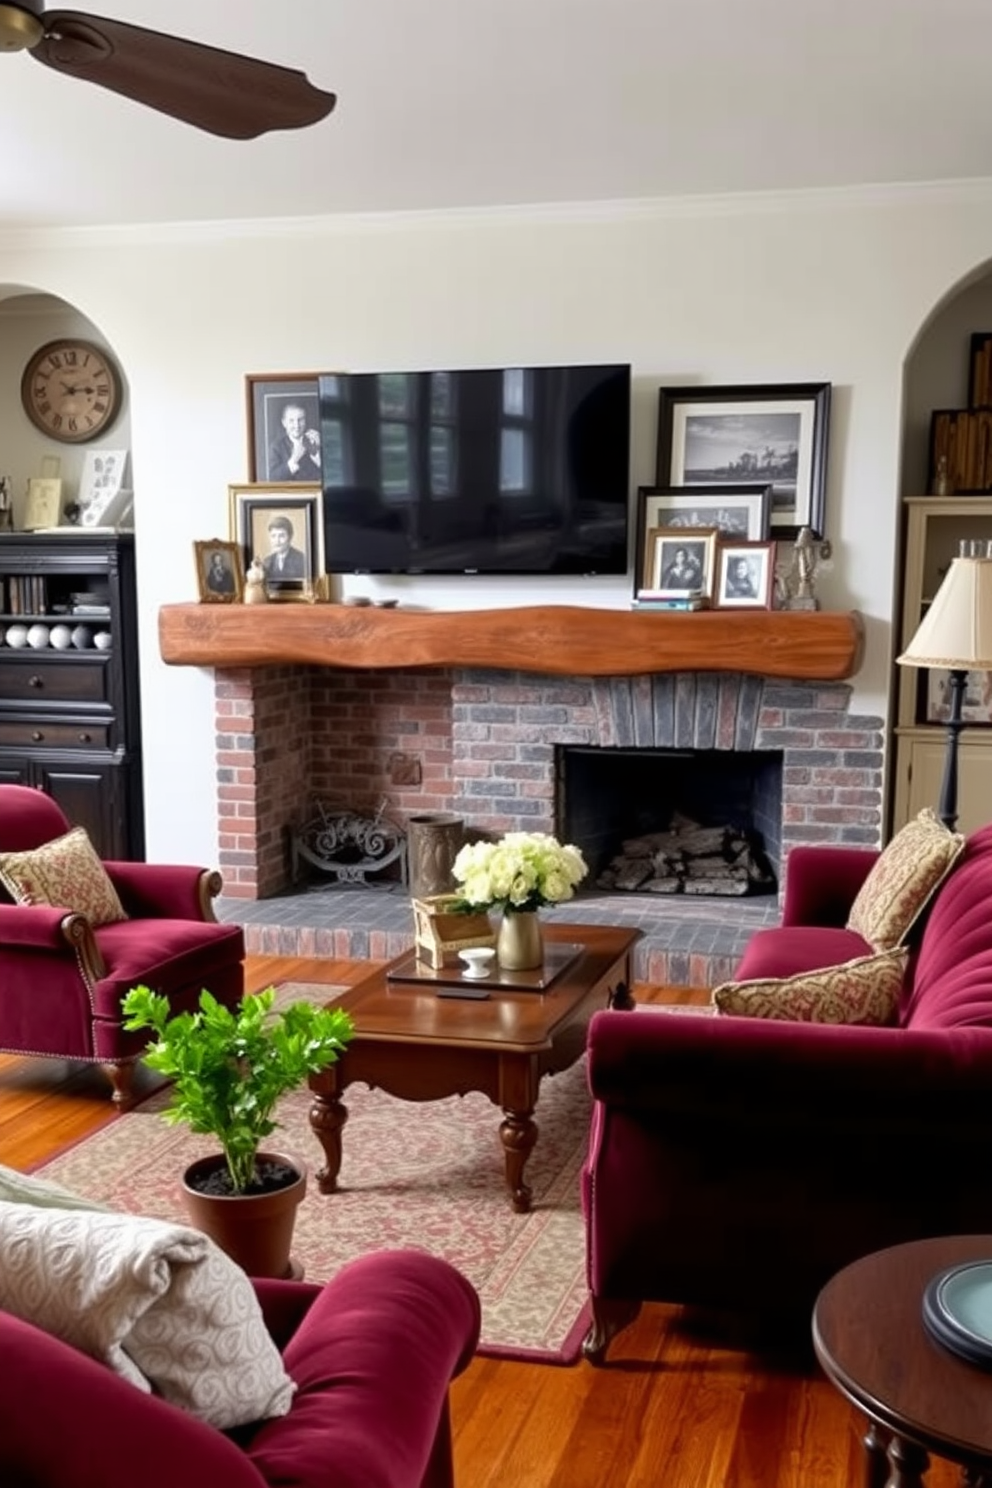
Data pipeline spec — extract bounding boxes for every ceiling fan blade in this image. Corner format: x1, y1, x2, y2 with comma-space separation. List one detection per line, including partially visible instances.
30, 12, 336, 138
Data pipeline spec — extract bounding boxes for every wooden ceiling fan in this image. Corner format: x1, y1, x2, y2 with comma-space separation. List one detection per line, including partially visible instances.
0, 2, 336, 138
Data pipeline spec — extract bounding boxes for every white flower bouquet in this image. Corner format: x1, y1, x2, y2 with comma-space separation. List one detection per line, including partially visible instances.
451, 831, 588, 915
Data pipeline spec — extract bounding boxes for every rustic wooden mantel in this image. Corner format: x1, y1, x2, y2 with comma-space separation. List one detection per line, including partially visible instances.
158, 603, 864, 680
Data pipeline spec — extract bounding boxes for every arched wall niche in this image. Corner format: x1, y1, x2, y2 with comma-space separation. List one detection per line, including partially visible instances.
0, 286, 131, 529
902, 255, 992, 499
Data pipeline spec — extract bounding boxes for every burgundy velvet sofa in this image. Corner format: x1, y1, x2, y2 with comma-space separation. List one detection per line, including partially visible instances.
0, 784, 244, 1102
581, 821, 992, 1361
0, 1249, 481, 1488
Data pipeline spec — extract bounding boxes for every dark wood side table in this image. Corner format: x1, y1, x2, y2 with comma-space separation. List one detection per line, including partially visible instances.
812, 1236, 992, 1487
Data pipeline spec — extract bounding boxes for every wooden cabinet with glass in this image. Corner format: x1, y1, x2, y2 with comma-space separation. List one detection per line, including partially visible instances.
892, 497, 992, 835
0, 532, 143, 858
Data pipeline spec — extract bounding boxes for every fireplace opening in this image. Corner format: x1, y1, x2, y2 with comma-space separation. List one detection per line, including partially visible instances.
556, 746, 783, 899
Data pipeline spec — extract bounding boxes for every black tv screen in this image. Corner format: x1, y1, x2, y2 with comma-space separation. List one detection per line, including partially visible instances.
318, 363, 631, 574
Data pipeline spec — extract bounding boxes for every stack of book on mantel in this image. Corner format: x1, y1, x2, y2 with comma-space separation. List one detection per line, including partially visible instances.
631, 591, 711, 611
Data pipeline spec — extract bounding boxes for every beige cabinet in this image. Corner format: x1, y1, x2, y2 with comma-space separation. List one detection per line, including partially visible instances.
892, 729, 992, 835
891, 497, 992, 831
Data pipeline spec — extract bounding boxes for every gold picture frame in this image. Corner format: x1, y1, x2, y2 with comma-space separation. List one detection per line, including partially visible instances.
641, 525, 719, 599
194, 538, 244, 604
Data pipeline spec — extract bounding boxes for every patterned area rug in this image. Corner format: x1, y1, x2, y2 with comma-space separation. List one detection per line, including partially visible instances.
32, 982, 593, 1364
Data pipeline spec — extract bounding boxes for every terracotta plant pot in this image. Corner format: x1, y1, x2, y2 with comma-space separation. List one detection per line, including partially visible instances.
181, 1151, 306, 1279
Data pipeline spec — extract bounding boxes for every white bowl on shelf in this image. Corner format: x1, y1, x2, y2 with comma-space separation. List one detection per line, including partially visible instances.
458, 947, 496, 979
5, 624, 28, 649
49, 624, 73, 650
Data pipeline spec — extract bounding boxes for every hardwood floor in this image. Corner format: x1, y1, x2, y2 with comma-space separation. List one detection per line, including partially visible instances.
0, 955, 960, 1488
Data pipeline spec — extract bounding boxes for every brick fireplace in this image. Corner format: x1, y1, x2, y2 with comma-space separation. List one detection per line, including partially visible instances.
160, 602, 876, 985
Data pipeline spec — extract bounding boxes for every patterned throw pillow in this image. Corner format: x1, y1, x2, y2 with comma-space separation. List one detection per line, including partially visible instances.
0, 1203, 295, 1429
711, 946, 908, 1024
0, 825, 127, 925
845, 809, 965, 951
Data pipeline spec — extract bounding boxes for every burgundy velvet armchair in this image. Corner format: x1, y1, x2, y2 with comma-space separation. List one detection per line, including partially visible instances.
582, 822, 992, 1361
0, 1248, 482, 1488
0, 784, 244, 1102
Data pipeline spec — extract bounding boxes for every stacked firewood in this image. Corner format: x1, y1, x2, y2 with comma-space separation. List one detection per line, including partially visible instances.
595, 814, 775, 897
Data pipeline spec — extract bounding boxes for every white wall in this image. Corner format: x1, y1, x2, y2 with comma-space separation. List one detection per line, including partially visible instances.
1, 179, 991, 868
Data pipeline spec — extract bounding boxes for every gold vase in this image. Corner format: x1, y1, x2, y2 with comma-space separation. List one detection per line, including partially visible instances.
496, 910, 543, 970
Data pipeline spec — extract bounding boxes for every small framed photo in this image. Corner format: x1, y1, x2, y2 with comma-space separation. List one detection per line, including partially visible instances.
715, 541, 776, 609
927, 669, 992, 725
22, 477, 62, 530
634, 484, 769, 595
78, 448, 131, 529
246, 374, 322, 483
228, 483, 323, 601
641, 526, 718, 598
194, 539, 244, 604
656, 382, 831, 538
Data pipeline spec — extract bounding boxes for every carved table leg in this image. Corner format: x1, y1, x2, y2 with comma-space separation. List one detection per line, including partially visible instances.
886, 1434, 929, 1488
862, 1421, 891, 1488
500, 1107, 538, 1213
309, 1089, 349, 1194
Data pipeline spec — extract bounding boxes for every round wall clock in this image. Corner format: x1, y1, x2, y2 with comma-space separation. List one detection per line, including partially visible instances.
20, 338, 122, 443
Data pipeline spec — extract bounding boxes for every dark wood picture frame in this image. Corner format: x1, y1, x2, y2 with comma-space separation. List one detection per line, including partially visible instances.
655, 382, 831, 539
245, 373, 322, 483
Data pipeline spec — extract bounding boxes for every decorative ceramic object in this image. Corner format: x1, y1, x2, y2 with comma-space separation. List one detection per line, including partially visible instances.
49, 624, 73, 650
4, 624, 28, 649
243, 556, 267, 605
496, 911, 544, 971
458, 947, 496, 979
27, 624, 50, 649
93, 631, 112, 651
70, 625, 92, 649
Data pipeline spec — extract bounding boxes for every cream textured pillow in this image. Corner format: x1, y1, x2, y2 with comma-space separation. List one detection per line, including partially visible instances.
711, 947, 908, 1025
845, 809, 964, 951
0, 824, 126, 925
0, 1202, 295, 1429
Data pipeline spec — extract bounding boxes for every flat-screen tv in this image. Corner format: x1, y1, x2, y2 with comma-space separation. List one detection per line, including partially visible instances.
318, 363, 631, 574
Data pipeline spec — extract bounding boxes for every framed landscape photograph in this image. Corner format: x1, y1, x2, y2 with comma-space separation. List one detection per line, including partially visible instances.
228, 482, 323, 601
641, 525, 718, 598
194, 538, 244, 604
655, 382, 831, 538
246, 373, 323, 484
634, 483, 769, 597
714, 540, 776, 610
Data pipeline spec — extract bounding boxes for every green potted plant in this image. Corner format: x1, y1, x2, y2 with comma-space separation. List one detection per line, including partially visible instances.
121, 984, 354, 1278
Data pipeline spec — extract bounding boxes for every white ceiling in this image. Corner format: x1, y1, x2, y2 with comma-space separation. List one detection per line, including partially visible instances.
3, 0, 992, 230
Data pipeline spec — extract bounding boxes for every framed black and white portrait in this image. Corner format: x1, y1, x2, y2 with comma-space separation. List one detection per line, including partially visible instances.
656, 383, 831, 538
641, 525, 718, 599
246, 374, 322, 484
715, 540, 776, 610
228, 483, 322, 601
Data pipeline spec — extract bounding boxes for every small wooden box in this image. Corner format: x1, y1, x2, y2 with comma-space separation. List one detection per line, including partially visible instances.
412, 894, 496, 969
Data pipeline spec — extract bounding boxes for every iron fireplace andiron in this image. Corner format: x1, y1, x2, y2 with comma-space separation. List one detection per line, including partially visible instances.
290, 800, 407, 889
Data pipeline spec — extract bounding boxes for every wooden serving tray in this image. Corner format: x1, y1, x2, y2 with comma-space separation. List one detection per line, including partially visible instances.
386, 942, 584, 992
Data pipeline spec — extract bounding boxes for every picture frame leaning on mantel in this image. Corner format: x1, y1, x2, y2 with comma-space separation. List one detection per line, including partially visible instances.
655, 382, 831, 540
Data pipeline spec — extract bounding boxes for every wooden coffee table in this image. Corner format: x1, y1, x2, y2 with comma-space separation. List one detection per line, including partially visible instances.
813, 1235, 992, 1487
307, 923, 640, 1213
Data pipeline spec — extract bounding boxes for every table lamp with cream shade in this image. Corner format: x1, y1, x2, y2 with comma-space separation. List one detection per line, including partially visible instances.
896, 543, 992, 831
